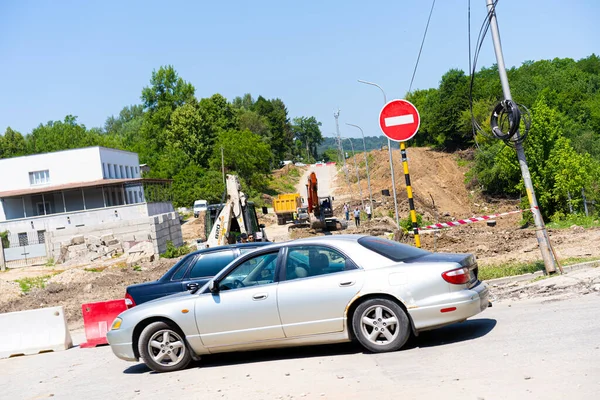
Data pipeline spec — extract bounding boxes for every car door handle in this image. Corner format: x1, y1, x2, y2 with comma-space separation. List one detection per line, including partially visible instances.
186, 283, 199, 290
252, 293, 268, 301
339, 281, 355, 287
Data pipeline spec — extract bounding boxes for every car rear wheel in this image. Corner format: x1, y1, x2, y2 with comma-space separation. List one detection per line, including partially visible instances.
138, 321, 192, 372
352, 298, 410, 353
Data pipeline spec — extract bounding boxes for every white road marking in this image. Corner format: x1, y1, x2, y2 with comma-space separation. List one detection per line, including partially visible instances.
384, 114, 414, 127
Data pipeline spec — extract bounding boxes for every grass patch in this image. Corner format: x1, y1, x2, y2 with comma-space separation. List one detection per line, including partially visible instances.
84, 266, 107, 273
161, 241, 191, 258
15, 275, 54, 293
479, 260, 546, 281
547, 214, 600, 229
132, 265, 142, 271
479, 256, 600, 281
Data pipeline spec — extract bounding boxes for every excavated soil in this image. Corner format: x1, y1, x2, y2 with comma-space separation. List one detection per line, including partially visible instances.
3, 147, 600, 325
0, 258, 178, 329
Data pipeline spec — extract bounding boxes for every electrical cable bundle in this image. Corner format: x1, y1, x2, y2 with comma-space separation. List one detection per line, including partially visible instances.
468, 0, 531, 147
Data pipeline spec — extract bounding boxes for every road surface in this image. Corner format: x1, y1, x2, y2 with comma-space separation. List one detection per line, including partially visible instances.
2, 294, 599, 400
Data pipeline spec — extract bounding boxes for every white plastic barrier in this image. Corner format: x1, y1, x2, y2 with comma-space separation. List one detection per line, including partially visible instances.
0, 306, 73, 359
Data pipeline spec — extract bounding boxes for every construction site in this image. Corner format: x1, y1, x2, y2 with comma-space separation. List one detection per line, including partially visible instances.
2, 146, 600, 331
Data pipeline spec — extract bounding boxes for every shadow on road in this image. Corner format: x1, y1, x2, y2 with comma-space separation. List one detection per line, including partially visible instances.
123, 318, 496, 374
406, 318, 497, 349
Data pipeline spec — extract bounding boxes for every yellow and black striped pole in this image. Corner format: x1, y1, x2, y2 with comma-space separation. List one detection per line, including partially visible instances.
400, 142, 421, 248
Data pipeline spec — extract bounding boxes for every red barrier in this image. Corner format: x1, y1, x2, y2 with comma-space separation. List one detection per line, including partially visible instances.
80, 299, 127, 348
326, 162, 336, 166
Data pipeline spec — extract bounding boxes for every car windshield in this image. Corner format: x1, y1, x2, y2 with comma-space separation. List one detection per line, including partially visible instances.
357, 236, 430, 262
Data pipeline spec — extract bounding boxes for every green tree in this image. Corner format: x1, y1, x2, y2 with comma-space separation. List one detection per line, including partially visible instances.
27, 116, 99, 154
291, 116, 323, 162
166, 101, 215, 168
138, 66, 196, 164
0, 127, 28, 158
210, 129, 272, 187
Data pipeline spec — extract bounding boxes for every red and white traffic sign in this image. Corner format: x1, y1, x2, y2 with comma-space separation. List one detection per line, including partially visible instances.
379, 99, 420, 142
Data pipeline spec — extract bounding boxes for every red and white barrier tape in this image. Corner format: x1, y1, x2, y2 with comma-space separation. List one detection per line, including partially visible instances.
419, 206, 539, 231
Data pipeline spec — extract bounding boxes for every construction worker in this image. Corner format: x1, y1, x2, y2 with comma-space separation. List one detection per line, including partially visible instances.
343, 203, 349, 221
365, 203, 372, 221
353, 207, 360, 227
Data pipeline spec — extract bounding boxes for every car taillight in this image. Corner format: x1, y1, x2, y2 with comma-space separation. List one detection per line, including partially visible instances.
442, 267, 470, 285
125, 293, 136, 308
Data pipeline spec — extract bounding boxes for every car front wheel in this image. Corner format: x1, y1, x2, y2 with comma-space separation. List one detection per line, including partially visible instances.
352, 298, 410, 353
138, 321, 192, 372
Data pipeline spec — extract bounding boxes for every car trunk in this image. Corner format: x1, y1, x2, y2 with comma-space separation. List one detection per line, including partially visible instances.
404, 253, 479, 288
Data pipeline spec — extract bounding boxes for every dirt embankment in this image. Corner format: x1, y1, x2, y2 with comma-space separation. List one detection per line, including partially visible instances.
0, 258, 178, 329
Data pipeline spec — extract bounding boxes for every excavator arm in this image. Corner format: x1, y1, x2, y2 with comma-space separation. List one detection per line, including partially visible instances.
206, 175, 249, 247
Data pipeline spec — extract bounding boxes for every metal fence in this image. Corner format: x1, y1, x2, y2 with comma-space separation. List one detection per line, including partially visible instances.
2, 231, 48, 268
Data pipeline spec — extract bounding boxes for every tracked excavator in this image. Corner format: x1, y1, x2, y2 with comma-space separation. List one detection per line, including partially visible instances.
203, 174, 268, 248
305, 171, 343, 231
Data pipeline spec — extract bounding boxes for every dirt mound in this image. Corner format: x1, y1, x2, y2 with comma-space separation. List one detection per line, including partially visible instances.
272, 163, 304, 178
0, 258, 179, 329
181, 212, 206, 243
0, 280, 23, 305
335, 148, 478, 221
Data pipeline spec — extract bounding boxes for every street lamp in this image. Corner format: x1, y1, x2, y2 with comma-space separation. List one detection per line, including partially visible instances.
357, 79, 400, 227
343, 137, 364, 209
346, 123, 373, 211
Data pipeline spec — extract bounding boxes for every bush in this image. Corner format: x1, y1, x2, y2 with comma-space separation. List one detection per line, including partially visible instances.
161, 241, 191, 258
400, 213, 423, 232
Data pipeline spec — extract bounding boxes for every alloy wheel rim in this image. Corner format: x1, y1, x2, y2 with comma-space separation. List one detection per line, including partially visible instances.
148, 329, 186, 366
360, 305, 399, 346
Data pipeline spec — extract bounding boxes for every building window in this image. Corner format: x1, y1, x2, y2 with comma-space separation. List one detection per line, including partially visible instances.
120, 165, 124, 179
126, 166, 130, 179
135, 167, 139, 176
37, 230, 46, 244
29, 170, 50, 185
18, 233, 28, 246
102, 163, 106, 178
134, 191, 139, 203
108, 163, 113, 178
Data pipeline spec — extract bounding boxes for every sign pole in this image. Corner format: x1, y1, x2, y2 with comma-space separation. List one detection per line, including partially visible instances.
485, 0, 556, 274
400, 142, 421, 247
378, 99, 421, 247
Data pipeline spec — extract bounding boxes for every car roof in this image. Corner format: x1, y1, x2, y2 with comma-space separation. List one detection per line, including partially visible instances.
189, 241, 271, 256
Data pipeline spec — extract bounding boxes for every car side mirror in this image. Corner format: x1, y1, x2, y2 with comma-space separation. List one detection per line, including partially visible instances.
208, 280, 219, 293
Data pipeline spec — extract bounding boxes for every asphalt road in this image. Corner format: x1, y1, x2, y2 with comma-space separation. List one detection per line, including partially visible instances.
2, 294, 599, 400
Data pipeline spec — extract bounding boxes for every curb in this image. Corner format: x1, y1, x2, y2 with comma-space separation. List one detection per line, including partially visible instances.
484, 260, 600, 286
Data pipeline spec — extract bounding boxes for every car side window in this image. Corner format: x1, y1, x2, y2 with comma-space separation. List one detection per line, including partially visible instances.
239, 246, 261, 255
285, 246, 357, 281
171, 256, 196, 281
219, 251, 279, 291
189, 250, 235, 279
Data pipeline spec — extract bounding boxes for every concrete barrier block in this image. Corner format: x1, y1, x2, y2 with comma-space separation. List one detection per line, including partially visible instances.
71, 235, 85, 245
0, 306, 73, 359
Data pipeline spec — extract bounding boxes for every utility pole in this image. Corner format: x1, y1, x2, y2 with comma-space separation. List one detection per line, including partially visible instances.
221, 147, 225, 184
334, 109, 346, 169
486, 0, 556, 274
334, 110, 351, 191
345, 137, 364, 209
357, 79, 400, 227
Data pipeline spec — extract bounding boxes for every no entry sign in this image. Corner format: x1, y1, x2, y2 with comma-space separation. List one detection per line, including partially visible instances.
379, 99, 420, 142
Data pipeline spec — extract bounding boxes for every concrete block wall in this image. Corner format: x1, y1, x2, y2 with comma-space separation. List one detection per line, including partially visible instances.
47, 211, 183, 261
150, 212, 183, 254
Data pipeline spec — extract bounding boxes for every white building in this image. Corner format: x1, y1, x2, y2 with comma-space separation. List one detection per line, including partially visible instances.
0, 147, 180, 266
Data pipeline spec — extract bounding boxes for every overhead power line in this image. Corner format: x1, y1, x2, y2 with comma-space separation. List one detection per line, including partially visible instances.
408, 0, 436, 94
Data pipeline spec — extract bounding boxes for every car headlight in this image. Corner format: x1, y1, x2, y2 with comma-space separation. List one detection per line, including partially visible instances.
111, 317, 123, 330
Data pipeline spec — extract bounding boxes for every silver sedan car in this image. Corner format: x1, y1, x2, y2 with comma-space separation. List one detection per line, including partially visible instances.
107, 235, 489, 372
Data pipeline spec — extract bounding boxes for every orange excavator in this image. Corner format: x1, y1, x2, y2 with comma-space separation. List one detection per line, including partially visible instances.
305, 172, 342, 230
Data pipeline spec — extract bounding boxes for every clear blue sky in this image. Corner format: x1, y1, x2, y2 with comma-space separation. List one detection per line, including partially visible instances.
0, 0, 598, 140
